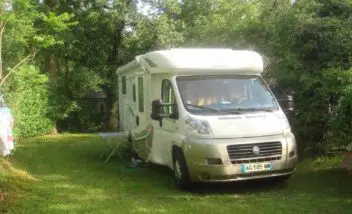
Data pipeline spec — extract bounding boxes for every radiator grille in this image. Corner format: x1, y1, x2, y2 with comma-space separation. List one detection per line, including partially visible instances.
231, 156, 281, 164
227, 141, 282, 160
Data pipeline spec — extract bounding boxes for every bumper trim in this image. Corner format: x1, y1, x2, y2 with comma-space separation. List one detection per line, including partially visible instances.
196, 168, 296, 183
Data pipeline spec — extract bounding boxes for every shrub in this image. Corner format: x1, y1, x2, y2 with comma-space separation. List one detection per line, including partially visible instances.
2, 64, 54, 138
328, 88, 352, 150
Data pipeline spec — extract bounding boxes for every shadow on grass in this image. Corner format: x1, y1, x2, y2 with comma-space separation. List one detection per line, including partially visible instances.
187, 178, 289, 194
184, 166, 351, 196
7, 134, 352, 214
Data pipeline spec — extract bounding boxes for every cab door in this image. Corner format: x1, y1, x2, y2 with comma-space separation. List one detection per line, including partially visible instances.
152, 79, 181, 167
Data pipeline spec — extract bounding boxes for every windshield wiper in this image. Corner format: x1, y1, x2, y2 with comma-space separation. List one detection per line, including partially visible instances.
222, 110, 243, 115
227, 108, 277, 113
185, 104, 219, 112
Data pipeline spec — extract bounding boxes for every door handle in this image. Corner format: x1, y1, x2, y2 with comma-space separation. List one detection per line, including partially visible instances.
136, 116, 140, 126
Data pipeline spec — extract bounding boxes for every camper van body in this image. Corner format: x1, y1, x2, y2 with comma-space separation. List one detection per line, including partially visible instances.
116, 49, 297, 186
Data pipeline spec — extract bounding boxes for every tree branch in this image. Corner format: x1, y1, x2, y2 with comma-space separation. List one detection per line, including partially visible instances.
272, 0, 278, 9
0, 50, 39, 87
0, 21, 6, 80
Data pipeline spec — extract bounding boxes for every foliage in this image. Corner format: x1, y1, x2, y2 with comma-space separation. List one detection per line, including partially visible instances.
251, 0, 352, 152
4, 64, 54, 137
328, 81, 352, 151
0, 0, 77, 87
67, 66, 103, 99
47, 65, 103, 123
0, 0, 77, 136
180, 0, 264, 47
32, 0, 138, 131
347, 143, 352, 152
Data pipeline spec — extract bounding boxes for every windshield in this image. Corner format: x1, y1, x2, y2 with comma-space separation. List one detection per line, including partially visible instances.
176, 75, 279, 115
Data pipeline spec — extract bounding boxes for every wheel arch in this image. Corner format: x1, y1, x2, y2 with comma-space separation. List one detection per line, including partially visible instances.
171, 138, 187, 170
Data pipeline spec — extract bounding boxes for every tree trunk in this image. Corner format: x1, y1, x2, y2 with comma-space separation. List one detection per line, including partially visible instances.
105, 21, 124, 131
0, 16, 4, 81
341, 152, 352, 174
44, 52, 61, 134
105, 1, 132, 131
45, 53, 61, 85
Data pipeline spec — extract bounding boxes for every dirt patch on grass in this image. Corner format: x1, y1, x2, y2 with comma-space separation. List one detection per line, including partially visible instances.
0, 157, 37, 211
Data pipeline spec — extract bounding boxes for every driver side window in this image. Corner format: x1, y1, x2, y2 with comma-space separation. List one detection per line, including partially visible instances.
161, 79, 177, 116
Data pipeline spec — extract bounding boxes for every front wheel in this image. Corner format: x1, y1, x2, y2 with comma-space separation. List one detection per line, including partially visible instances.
173, 150, 192, 189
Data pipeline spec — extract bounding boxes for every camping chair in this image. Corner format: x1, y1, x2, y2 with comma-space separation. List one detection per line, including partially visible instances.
97, 132, 127, 163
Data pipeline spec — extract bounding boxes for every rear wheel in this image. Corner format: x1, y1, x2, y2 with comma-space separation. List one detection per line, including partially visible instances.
173, 150, 192, 189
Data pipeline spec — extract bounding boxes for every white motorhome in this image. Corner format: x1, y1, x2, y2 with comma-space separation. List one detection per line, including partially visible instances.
117, 48, 297, 188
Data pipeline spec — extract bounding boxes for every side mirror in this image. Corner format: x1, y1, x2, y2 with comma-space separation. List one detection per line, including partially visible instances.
151, 99, 179, 121
151, 99, 164, 121
278, 94, 294, 113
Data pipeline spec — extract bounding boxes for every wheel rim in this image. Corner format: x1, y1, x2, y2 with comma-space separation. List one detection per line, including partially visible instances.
174, 160, 182, 180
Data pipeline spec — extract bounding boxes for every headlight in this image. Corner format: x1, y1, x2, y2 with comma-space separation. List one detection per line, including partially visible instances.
185, 116, 213, 135
277, 111, 291, 133
283, 116, 291, 131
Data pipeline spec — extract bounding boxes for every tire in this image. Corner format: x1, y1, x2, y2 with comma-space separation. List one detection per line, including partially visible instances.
173, 150, 192, 190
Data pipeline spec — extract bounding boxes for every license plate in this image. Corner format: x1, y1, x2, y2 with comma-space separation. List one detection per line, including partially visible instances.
241, 162, 272, 173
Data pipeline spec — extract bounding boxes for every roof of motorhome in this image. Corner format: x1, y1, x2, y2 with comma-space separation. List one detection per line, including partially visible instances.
116, 48, 263, 74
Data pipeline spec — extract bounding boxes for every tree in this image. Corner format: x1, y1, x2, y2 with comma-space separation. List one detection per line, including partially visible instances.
253, 0, 352, 152
0, 0, 75, 88
0, 0, 76, 137
34, 0, 139, 132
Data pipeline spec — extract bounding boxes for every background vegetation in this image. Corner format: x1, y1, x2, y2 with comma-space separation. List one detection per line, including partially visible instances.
0, 0, 351, 153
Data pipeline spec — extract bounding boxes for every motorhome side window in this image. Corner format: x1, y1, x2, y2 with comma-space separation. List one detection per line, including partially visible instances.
132, 84, 136, 102
122, 76, 127, 95
161, 79, 176, 115
138, 77, 144, 112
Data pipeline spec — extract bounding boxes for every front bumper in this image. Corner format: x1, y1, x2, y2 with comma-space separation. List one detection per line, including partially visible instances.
183, 134, 297, 182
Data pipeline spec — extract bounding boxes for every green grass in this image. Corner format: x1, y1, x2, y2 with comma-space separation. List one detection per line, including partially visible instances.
1, 134, 352, 214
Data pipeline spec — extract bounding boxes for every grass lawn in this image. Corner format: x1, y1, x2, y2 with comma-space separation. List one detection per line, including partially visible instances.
1, 134, 352, 214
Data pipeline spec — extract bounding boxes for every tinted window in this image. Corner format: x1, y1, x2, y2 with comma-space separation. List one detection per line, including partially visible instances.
161, 79, 176, 115
138, 77, 144, 112
133, 84, 136, 102
122, 76, 126, 95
